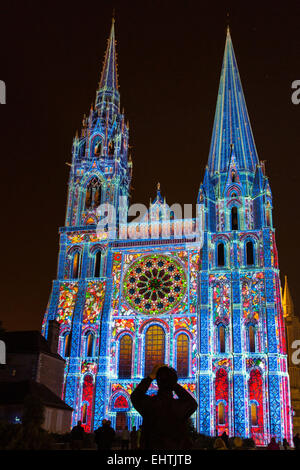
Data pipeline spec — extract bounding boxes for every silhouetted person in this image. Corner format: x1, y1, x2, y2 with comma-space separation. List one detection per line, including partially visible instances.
95, 419, 115, 451
130, 426, 138, 450
121, 426, 130, 450
282, 438, 290, 450
293, 433, 300, 450
130, 363, 198, 450
221, 431, 229, 448
105, 420, 115, 450
94, 419, 106, 451
267, 437, 280, 450
137, 425, 143, 449
70, 420, 85, 450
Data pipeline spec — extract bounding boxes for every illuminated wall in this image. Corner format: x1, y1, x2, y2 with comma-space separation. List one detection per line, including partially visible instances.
42, 21, 293, 446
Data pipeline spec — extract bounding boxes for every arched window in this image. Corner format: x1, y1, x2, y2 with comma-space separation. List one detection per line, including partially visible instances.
145, 325, 165, 377
79, 141, 86, 158
218, 325, 226, 353
266, 203, 271, 227
113, 396, 129, 430
108, 140, 115, 156
248, 369, 263, 440
250, 402, 258, 426
231, 207, 239, 230
72, 251, 81, 279
114, 395, 129, 409
63, 332, 71, 357
82, 403, 88, 424
249, 325, 256, 353
119, 335, 133, 379
94, 187, 101, 207
94, 250, 102, 278
215, 368, 228, 433
176, 333, 189, 378
217, 243, 225, 267
85, 177, 101, 209
86, 332, 95, 357
85, 188, 92, 209
246, 241, 254, 266
218, 402, 225, 425
94, 140, 102, 156
81, 374, 94, 432
231, 171, 236, 183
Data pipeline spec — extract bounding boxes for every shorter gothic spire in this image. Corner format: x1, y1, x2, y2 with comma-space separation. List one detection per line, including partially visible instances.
155, 182, 164, 203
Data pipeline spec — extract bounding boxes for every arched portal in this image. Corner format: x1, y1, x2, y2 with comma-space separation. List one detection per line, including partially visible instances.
144, 325, 165, 377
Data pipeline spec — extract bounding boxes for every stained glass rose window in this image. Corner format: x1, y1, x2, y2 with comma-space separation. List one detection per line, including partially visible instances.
123, 255, 187, 314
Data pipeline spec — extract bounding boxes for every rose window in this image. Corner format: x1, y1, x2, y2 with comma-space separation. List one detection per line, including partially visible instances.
123, 255, 187, 314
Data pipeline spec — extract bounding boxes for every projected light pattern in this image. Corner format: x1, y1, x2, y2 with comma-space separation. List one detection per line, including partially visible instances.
41, 21, 293, 446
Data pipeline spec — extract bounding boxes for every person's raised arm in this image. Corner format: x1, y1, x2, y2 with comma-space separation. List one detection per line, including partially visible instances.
173, 382, 198, 415
130, 363, 165, 412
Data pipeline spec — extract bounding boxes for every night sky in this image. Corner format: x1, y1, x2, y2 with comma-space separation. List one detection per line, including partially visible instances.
1, 1, 300, 331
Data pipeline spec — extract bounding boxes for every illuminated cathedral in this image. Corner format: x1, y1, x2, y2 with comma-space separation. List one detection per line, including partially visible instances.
42, 20, 293, 445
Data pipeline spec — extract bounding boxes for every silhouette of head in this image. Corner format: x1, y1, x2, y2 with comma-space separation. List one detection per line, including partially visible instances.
214, 437, 227, 450
156, 366, 177, 392
233, 437, 243, 449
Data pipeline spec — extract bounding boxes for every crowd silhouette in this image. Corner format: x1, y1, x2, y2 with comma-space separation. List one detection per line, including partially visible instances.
69, 364, 298, 451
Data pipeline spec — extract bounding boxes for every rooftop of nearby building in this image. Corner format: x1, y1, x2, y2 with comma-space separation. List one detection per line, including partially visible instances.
0, 380, 73, 411
2, 330, 63, 360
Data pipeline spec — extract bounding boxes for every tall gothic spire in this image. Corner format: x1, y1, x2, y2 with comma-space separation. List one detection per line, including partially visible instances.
208, 28, 259, 175
96, 18, 120, 110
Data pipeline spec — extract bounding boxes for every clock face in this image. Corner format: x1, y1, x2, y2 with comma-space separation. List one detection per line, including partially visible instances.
123, 254, 187, 315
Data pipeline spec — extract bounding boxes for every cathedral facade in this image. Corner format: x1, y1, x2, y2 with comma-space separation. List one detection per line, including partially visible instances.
42, 20, 293, 446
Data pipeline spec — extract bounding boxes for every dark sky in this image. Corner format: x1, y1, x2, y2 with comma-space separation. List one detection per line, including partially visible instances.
1, 0, 300, 331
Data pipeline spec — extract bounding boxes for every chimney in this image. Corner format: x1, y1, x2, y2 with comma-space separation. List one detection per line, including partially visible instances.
47, 320, 60, 354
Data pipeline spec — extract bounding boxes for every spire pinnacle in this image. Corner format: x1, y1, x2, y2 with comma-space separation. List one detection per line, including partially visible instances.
95, 19, 120, 111
99, 18, 119, 91
282, 276, 295, 318
151, 182, 164, 205
226, 11, 230, 36
208, 29, 259, 176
